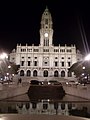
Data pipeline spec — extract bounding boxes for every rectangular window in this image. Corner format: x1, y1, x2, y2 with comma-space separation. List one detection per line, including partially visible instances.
62, 62, 64, 67
34, 49, 39, 52
55, 62, 58, 66
68, 62, 70, 67
34, 61, 37, 66
45, 19, 48, 24
21, 61, 24, 66
28, 61, 31, 66
54, 49, 59, 52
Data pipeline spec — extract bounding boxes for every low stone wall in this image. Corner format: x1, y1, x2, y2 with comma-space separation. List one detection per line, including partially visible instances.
63, 84, 90, 100
0, 83, 30, 100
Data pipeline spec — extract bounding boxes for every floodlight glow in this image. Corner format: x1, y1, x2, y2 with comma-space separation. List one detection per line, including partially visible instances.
85, 54, 90, 61
0, 53, 8, 59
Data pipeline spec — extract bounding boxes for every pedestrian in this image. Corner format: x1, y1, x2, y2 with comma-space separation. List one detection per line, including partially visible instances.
19, 78, 22, 83
17, 78, 22, 85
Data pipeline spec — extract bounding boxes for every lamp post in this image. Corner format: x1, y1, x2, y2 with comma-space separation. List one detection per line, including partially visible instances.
8, 65, 11, 81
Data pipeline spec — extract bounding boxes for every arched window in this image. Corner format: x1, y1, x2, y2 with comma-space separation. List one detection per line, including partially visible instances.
17, 103, 23, 109
43, 70, 48, 77
61, 71, 65, 77
33, 70, 37, 77
32, 102, 37, 109
54, 70, 59, 77
54, 103, 58, 110
61, 103, 65, 110
27, 70, 31, 76
68, 71, 72, 77
68, 103, 72, 110
25, 103, 30, 109
20, 70, 24, 76
43, 104, 48, 109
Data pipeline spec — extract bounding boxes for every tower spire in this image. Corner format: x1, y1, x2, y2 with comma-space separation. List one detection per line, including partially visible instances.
40, 7, 53, 46
45, 5, 48, 10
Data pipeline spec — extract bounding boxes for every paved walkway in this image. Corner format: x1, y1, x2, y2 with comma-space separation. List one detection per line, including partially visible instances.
0, 114, 89, 120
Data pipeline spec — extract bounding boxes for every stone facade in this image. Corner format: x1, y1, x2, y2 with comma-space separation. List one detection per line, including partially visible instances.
10, 7, 82, 79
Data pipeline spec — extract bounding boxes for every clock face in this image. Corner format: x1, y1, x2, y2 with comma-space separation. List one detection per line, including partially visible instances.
44, 33, 48, 37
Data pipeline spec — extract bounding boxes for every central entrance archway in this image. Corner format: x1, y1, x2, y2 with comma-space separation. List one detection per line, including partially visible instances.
43, 70, 48, 77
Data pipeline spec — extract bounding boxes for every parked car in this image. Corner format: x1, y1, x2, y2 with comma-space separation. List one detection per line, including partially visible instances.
48, 80, 62, 85
66, 80, 78, 85
30, 80, 39, 85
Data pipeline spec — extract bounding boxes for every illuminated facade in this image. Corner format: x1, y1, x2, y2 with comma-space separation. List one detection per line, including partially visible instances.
10, 7, 82, 79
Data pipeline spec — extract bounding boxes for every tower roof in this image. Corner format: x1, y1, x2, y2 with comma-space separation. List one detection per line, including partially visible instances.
45, 6, 49, 12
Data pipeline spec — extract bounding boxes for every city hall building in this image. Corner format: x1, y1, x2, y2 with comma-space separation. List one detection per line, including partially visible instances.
10, 7, 82, 80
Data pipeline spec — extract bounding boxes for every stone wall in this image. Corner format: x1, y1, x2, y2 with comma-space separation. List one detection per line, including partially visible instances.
0, 83, 30, 100
63, 84, 90, 100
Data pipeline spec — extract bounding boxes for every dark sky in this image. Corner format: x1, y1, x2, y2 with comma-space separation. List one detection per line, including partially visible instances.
0, 1, 90, 54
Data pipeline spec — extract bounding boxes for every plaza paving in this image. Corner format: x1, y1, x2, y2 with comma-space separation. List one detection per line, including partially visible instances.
0, 114, 89, 120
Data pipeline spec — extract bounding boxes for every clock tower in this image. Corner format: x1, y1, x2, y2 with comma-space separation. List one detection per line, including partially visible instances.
40, 7, 53, 46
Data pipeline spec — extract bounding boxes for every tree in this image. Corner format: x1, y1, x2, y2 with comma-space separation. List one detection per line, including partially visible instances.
69, 61, 90, 82
0, 60, 20, 79
69, 61, 83, 77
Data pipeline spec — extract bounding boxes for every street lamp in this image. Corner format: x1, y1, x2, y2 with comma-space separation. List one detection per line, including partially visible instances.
83, 66, 85, 70
8, 65, 11, 69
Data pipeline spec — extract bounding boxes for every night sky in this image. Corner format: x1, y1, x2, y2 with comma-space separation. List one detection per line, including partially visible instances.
0, 1, 90, 55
